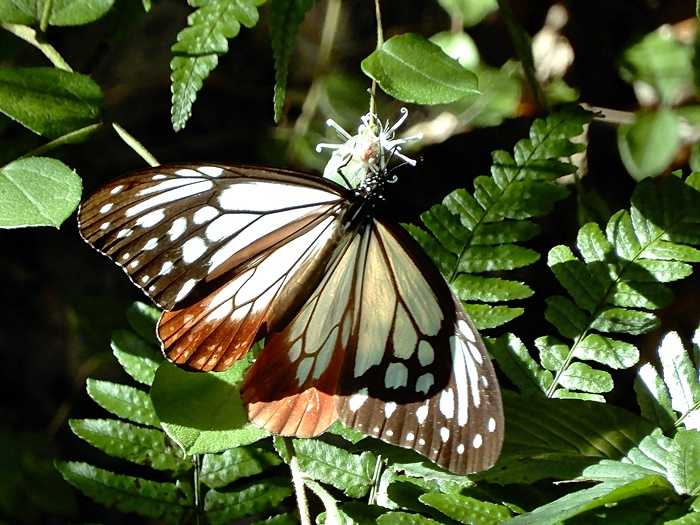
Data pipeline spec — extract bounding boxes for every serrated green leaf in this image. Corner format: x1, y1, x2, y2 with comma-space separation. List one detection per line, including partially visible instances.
643, 240, 700, 262
487, 334, 551, 394
503, 475, 672, 525
559, 362, 613, 394
0, 0, 115, 25
69, 419, 188, 472
635, 363, 676, 432
170, 0, 264, 131
463, 303, 524, 329
535, 336, 568, 371
470, 220, 540, 244
204, 478, 292, 525
545, 296, 588, 339
377, 511, 442, 525
575, 334, 639, 370
270, 0, 314, 122
86, 379, 159, 427
361, 33, 478, 104
151, 361, 268, 455
0, 68, 102, 138
658, 332, 700, 424
626, 259, 693, 282
452, 274, 532, 302
125, 301, 160, 345
293, 439, 376, 498
577, 222, 613, 262
548, 245, 605, 312
667, 431, 700, 496
610, 280, 673, 309
55, 461, 191, 522
457, 245, 539, 272
552, 389, 606, 402
111, 329, 161, 386
325, 421, 366, 444
0, 157, 81, 228
252, 513, 298, 525
200, 446, 281, 488
403, 223, 456, 276
420, 492, 511, 524
618, 109, 681, 181
591, 307, 658, 335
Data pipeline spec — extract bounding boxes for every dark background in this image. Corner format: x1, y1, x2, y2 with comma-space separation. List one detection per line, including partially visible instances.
0, 0, 698, 522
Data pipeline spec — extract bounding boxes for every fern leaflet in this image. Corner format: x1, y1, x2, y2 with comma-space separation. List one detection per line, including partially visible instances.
170, 0, 265, 131
408, 106, 591, 329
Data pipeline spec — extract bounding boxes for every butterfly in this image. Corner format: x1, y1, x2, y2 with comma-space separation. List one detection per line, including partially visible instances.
78, 113, 504, 475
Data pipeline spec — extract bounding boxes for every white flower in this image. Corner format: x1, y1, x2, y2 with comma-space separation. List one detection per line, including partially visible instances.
317, 108, 422, 188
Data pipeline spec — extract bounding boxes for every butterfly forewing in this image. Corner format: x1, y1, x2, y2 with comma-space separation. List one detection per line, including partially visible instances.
78, 165, 346, 310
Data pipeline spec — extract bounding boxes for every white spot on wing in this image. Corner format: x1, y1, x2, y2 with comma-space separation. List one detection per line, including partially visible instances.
143, 238, 158, 251
218, 181, 336, 211
386, 429, 394, 437
136, 209, 165, 227
100, 222, 110, 230
199, 166, 223, 177
416, 373, 434, 393
384, 402, 397, 418
126, 180, 213, 217
488, 417, 497, 433
440, 427, 450, 442
457, 443, 465, 454
416, 403, 429, 424
137, 178, 192, 196
110, 185, 124, 194
473, 433, 483, 449
206, 214, 256, 242
175, 278, 197, 302
159, 261, 173, 275
451, 336, 470, 426
458, 319, 476, 342
348, 389, 369, 412
439, 388, 455, 418
406, 432, 415, 441
175, 168, 201, 177
168, 217, 187, 240
182, 236, 207, 263
193, 206, 218, 224
100, 203, 113, 213
117, 228, 133, 239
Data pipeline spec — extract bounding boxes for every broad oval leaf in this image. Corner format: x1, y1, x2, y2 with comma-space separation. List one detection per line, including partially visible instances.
361, 33, 478, 104
150, 359, 268, 454
617, 109, 681, 181
0, 68, 102, 139
0, 0, 114, 25
0, 157, 81, 228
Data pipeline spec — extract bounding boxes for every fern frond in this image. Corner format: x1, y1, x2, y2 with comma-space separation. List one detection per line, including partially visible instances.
635, 330, 700, 433
542, 174, 700, 399
270, 0, 315, 123
408, 106, 591, 329
170, 0, 265, 131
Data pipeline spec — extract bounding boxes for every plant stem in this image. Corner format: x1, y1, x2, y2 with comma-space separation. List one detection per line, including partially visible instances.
39, 0, 53, 33
495, 0, 546, 111
288, 444, 311, 525
1, 23, 73, 71
292, 0, 342, 138
369, 0, 384, 115
368, 453, 383, 505
112, 123, 160, 166
193, 454, 202, 525
20, 123, 103, 159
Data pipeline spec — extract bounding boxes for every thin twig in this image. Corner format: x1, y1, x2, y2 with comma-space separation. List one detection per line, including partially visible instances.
289, 453, 311, 525
369, 0, 384, 115
39, 0, 53, 33
193, 454, 202, 525
368, 454, 383, 505
20, 123, 103, 159
112, 123, 160, 167
1, 23, 73, 71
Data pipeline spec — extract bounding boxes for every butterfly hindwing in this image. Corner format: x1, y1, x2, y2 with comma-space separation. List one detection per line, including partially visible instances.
78, 164, 347, 310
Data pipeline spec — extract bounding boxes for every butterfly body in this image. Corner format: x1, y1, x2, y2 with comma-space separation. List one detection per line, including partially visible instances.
79, 162, 503, 474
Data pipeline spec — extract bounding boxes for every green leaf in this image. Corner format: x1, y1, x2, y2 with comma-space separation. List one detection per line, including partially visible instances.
667, 430, 700, 495
204, 479, 291, 525
545, 296, 588, 339
293, 439, 376, 498
575, 334, 639, 370
590, 307, 658, 335
619, 30, 694, 105
252, 514, 298, 525
361, 33, 478, 104
0, 157, 81, 228
0, 0, 114, 26
377, 512, 443, 525
635, 363, 676, 432
559, 362, 613, 394
111, 329, 161, 386
658, 332, 700, 426
170, 0, 264, 131
617, 109, 681, 181
665, 512, 700, 525
200, 446, 282, 488
86, 379, 159, 427
69, 419, 188, 472
430, 30, 480, 69
487, 334, 551, 394
503, 475, 672, 524
0, 67, 102, 138
125, 301, 160, 346
436, 0, 498, 27
419, 492, 511, 524
304, 478, 350, 525
325, 420, 366, 444
269, 0, 314, 122
477, 391, 656, 484
463, 304, 524, 330
150, 360, 268, 455
56, 461, 191, 522
452, 274, 533, 302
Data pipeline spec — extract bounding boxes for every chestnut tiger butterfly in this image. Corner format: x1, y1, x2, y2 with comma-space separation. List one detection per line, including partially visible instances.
78, 111, 504, 474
